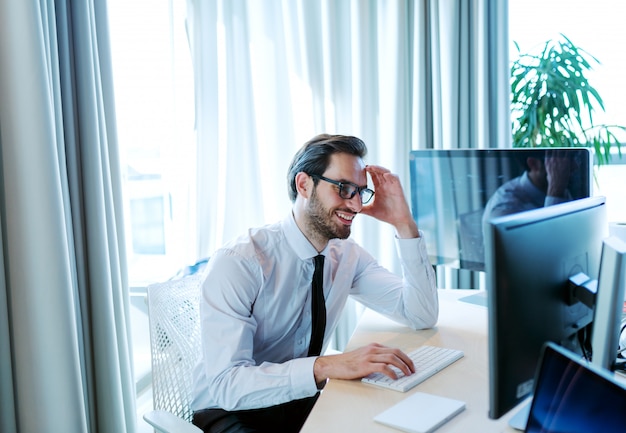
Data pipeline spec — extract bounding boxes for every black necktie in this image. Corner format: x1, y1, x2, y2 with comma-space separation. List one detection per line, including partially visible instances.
308, 254, 326, 356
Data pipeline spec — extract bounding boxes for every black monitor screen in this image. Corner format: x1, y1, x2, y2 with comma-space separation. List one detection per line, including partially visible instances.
409, 148, 592, 271
526, 342, 626, 433
485, 196, 607, 419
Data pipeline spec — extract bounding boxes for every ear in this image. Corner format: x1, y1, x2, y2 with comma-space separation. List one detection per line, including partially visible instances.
526, 157, 542, 171
295, 172, 313, 199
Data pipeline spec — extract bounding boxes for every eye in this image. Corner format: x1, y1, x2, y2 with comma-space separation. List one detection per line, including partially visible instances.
341, 184, 357, 197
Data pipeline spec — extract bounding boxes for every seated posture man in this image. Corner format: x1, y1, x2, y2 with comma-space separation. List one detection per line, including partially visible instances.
483, 150, 575, 223
191, 134, 438, 433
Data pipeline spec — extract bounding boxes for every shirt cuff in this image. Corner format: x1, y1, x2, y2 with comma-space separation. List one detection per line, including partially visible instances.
290, 356, 320, 398
394, 231, 429, 263
545, 196, 569, 206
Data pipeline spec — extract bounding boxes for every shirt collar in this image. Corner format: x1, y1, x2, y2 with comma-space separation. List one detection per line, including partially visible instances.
282, 213, 326, 260
520, 171, 546, 205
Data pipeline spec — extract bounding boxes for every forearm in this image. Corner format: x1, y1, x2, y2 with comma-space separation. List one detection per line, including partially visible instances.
351, 237, 438, 330
198, 356, 319, 411
393, 218, 420, 239
545, 193, 572, 207
395, 236, 438, 328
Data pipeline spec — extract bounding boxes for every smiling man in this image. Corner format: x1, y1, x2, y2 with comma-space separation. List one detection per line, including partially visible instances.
191, 134, 438, 433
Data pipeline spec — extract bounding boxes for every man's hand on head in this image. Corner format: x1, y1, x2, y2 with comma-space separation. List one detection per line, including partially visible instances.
360, 165, 419, 238
544, 152, 572, 198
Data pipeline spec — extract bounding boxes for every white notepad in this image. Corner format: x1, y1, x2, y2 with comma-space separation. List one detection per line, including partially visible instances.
373, 392, 466, 433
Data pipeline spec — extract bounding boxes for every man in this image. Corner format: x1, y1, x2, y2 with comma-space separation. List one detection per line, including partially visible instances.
191, 134, 438, 433
483, 151, 576, 223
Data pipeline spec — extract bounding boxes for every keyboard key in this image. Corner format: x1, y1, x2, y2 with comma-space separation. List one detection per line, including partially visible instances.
361, 345, 464, 392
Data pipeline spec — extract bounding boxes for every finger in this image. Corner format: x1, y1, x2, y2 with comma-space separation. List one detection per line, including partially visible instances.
365, 164, 390, 174
390, 350, 415, 375
366, 171, 382, 189
374, 351, 414, 378
365, 165, 391, 186
378, 359, 412, 379
379, 364, 402, 380
372, 176, 399, 195
396, 350, 415, 373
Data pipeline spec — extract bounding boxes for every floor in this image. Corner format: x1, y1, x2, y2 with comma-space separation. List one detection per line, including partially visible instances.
136, 386, 155, 433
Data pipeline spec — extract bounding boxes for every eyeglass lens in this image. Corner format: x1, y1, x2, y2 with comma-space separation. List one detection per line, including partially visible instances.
340, 184, 373, 204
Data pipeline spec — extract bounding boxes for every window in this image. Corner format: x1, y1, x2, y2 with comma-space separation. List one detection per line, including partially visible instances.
130, 195, 165, 255
107, 0, 196, 422
108, 0, 196, 287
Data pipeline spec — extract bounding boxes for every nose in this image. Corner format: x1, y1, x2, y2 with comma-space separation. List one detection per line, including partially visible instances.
345, 193, 363, 213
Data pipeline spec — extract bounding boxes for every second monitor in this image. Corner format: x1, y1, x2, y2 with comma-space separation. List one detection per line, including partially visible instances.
409, 148, 592, 271
484, 196, 608, 420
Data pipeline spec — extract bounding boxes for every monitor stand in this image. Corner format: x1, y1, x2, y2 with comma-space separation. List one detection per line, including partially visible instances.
458, 291, 487, 307
508, 397, 532, 431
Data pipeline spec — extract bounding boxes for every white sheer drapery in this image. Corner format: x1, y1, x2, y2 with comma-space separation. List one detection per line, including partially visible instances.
415, 0, 510, 289
186, 0, 509, 346
414, 0, 510, 151
0, 1, 135, 432
187, 0, 509, 259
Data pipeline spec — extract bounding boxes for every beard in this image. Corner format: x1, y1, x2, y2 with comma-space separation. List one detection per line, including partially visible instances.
306, 188, 352, 241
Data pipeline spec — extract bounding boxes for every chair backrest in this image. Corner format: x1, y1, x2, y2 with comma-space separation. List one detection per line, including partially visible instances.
147, 272, 204, 423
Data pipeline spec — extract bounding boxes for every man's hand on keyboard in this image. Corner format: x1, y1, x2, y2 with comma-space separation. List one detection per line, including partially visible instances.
361, 346, 465, 392
313, 342, 415, 384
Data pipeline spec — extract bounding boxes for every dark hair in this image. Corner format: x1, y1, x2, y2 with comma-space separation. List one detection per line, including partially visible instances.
286, 134, 367, 202
518, 149, 563, 171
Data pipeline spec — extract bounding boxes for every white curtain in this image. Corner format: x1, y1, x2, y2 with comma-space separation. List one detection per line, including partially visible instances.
0, 1, 135, 432
414, 0, 510, 289
415, 0, 510, 152
186, 0, 510, 346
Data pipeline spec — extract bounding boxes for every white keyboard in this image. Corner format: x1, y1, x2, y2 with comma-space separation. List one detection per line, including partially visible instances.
361, 345, 464, 392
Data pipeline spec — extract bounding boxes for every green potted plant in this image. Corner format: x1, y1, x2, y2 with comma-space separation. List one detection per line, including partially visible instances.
510, 34, 625, 165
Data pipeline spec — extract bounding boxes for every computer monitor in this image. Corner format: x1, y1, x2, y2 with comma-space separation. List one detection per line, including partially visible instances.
525, 342, 626, 433
409, 148, 592, 272
590, 236, 626, 371
484, 196, 608, 420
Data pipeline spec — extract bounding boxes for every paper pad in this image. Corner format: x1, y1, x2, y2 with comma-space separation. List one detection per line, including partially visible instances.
373, 392, 465, 433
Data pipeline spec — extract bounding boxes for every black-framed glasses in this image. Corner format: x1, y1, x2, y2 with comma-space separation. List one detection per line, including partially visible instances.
310, 175, 375, 204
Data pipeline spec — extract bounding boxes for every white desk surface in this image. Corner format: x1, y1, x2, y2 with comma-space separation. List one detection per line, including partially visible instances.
301, 289, 522, 433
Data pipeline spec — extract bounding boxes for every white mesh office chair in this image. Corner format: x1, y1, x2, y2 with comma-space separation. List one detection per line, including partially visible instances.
143, 272, 204, 433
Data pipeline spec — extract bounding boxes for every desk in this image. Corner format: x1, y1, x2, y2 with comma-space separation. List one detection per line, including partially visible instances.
301, 289, 521, 433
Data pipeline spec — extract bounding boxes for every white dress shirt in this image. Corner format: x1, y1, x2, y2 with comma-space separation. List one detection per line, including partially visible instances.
191, 213, 438, 412
483, 171, 573, 223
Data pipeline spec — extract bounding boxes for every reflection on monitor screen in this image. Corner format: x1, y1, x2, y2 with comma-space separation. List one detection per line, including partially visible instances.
485, 196, 607, 419
409, 148, 592, 271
